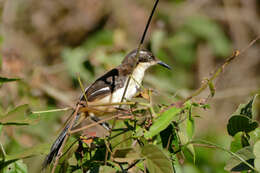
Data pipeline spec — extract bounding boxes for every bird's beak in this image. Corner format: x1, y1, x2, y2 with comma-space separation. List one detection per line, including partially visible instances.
157, 61, 172, 70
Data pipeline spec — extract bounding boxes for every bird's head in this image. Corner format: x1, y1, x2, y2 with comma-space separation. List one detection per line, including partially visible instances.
122, 49, 171, 70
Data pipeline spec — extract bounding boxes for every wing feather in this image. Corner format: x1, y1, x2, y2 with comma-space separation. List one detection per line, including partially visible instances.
81, 68, 126, 102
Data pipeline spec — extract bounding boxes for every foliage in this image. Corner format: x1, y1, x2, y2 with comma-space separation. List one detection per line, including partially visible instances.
225, 96, 260, 172
1, 77, 259, 173
0, 1, 259, 172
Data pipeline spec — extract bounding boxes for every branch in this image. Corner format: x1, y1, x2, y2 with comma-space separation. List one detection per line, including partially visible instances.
164, 36, 260, 111
70, 113, 129, 134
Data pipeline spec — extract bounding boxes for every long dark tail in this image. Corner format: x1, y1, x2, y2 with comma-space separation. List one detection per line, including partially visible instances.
42, 112, 110, 169
42, 111, 80, 169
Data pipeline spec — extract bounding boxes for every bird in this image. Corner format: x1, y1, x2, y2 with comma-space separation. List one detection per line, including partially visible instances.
43, 0, 163, 169
42, 48, 171, 169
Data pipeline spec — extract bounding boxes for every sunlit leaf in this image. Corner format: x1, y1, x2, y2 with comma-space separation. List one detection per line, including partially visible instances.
99, 165, 117, 173
249, 128, 260, 144
225, 146, 255, 172
0, 105, 39, 125
232, 95, 257, 119
230, 132, 243, 153
178, 132, 195, 163
182, 164, 201, 173
110, 120, 132, 149
208, 81, 215, 97
141, 144, 173, 173
144, 107, 182, 139
113, 147, 140, 163
227, 115, 258, 136
186, 114, 195, 139
1, 160, 28, 173
171, 154, 182, 173
253, 140, 260, 171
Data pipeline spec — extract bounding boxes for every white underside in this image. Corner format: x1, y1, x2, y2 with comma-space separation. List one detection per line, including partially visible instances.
90, 63, 151, 105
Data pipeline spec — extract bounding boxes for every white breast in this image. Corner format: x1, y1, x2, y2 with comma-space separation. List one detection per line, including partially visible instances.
93, 63, 150, 104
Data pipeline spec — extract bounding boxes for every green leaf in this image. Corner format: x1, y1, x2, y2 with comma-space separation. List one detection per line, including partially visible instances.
1, 160, 28, 173
186, 113, 195, 139
0, 105, 39, 125
110, 120, 132, 149
0, 77, 20, 85
178, 132, 195, 163
171, 154, 182, 173
253, 140, 260, 171
141, 144, 174, 173
208, 81, 215, 97
249, 127, 260, 143
144, 107, 182, 139
232, 95, 257, 119
225, 146, 255, 172
99, 166, 117, 173
230, 132, 250, 153
113, 147, 140, 163
182, 164, 201, 173
240, 96, 256, 119
230, 132, 243, 153
5, 143, 49, 161
227, 115, 258, 136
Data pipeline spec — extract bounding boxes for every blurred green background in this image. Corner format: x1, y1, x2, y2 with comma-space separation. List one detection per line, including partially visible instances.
0, 0, 259, 172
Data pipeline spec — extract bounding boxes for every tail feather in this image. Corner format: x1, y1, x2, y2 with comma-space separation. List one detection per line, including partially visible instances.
42, 112, 110, 169
42, 112, 80, 169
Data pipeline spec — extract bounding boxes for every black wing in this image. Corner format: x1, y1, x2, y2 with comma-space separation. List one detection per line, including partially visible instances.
80, 68, 126, 102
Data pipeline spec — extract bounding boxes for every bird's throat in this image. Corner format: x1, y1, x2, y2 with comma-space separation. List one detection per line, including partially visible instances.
123, 63, 150, 100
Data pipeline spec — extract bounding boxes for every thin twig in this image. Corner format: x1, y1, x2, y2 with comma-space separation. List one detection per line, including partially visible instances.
32, 107, 73, 114
70, 113, 127, 134
125, 160, 141, 171
77, 74, 88, 104
163, 36, 260, 111
51, 104, 81, 173
188, 140, 259, 172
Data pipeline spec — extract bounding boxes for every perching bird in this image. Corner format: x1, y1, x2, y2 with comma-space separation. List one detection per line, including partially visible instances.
42, 48, 171, 169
